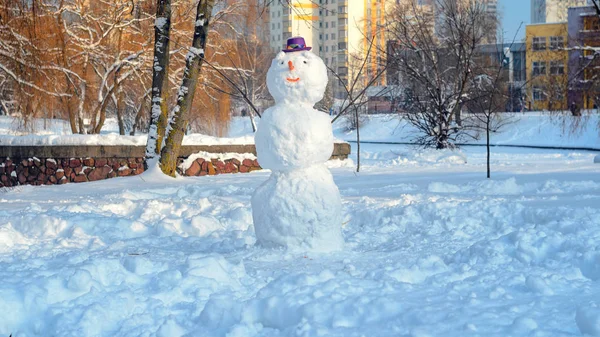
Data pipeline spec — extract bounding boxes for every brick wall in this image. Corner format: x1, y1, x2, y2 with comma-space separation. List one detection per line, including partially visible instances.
0, 143, 350, 186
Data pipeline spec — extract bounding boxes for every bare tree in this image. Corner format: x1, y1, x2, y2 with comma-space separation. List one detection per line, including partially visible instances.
159, 0, 216, 176
329, 39, 387, 172
146, 0, 172, 161
386, 0, 495, 149
0, 0, 155, 134
467, 44, 516, 178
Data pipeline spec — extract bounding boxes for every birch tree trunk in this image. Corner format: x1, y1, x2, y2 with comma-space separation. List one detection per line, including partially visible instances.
159, 0, 215, 177
145, 0, 172, 160
115, 29, 126, 136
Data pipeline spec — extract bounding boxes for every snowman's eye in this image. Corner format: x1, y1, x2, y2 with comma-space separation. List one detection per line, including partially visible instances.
303, 61, 307, 64
280, 61, 284, 65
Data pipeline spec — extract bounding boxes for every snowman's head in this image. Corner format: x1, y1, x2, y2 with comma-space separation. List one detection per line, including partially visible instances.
267, 51, 328, 106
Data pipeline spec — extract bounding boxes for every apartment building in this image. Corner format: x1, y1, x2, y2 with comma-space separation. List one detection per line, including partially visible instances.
531, 0, 589, 23
567, 5, 600, 111
526, 22, 569, 111
268, 0, 387, 99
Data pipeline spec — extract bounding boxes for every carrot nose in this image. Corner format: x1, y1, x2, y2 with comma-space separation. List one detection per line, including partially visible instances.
288, 61, 294, 71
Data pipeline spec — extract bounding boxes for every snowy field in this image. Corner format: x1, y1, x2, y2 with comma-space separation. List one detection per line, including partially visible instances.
1, 141, 600, 336
2, 112, 599, 149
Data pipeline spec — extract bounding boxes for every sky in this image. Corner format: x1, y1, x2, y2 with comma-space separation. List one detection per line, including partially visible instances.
499, 0, 530, 42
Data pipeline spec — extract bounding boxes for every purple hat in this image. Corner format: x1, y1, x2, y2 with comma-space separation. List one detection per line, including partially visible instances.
283, 36, 312, 53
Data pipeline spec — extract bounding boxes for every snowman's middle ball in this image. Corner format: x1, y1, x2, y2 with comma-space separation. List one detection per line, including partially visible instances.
267, 51, 328, 106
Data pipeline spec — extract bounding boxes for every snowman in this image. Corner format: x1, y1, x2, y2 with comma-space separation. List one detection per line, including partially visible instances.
251, 36, 344, 252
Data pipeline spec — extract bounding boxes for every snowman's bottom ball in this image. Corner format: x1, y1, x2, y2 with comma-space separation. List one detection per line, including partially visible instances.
251, 165, 344, 252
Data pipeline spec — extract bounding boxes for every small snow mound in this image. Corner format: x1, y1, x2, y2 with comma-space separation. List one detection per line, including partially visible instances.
157, 318, 186, 337
198, 294, 243, 332
511, 317, 538, 333
594, 154, 600, 163
436, 151, 467, 164
186, 254, 246, 288
577, 302, 600, 336
389, 255, 448, 284
580, 252, 600, 281
525, 275, 554, 295
122, 255, 155, 275
67, 269, 93, 292
428, 178, 523, 195
428, 182, 463, 193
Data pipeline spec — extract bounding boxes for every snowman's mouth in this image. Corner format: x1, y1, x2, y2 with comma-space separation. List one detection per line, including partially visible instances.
286, 77, 300, 82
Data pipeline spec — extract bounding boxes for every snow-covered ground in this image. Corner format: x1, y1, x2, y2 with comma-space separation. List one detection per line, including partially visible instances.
3, 112, 599, 149
333, 113, 600, 149
1, 141, 600, 336
0, 116, 253, 146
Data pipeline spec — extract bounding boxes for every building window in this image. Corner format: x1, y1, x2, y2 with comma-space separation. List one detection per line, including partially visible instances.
277, 22, 280, 29
550, 61, 564, 75
326, 34, 329, 40
332, 33, 336, 39
326, 22, 329, 28
326, 46, 329, 52
332, 45, 336, 52
532, 61, 546, 76
319, 46, 323, 52
533, 86, 546, 101
319, 34, 323, 40
532, 37, 546, 51
272, 23, 275, 30
332, 21, 336, 28
320, 22, 323, 28
549, 36, 564, 50
326, 57, 329, 63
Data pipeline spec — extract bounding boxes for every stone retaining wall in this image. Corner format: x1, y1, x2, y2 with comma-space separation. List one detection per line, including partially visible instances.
0, 143, 350, 187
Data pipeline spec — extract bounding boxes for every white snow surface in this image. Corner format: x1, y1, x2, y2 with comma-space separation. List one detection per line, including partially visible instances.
2, 112, 597, 149
0, 116, 254, 146
335, 113, 600, 149
1, 141, 600, 336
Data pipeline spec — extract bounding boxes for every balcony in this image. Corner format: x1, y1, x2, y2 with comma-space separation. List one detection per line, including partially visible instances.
578, 30, 600, 41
